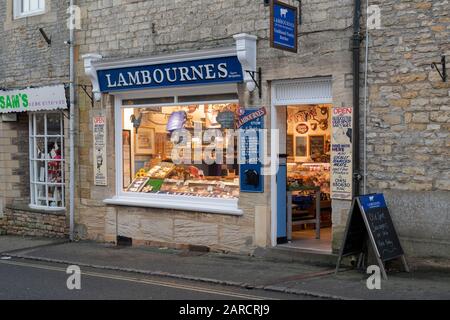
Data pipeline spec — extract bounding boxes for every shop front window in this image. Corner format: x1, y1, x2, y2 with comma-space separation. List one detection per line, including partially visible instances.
121, 103, 240, 200
29, 112, 65, 209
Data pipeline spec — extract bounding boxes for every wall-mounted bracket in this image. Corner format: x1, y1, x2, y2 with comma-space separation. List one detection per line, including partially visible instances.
82, 53, 103, 101
245, 68, 262, 99
431, 55, 447, 82
39, 28, 51, 46
79, 84, 94, 108
234, 33, 259, 97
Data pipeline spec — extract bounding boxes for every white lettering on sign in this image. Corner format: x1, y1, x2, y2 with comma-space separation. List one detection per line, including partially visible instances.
104, 63, 230, 89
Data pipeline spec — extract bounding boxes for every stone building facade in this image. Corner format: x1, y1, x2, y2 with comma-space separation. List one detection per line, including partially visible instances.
0, 0, 69, 236
0, 0, 448, 260
364, 0, 450, 257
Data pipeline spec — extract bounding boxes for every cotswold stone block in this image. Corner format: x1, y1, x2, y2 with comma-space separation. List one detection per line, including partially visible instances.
374, 145, 392, 155
391, 74, 428, 84
174, 220, 219, 246
389, 99, 410, 108
412, 112, 430, 123
140, 217, 173, 243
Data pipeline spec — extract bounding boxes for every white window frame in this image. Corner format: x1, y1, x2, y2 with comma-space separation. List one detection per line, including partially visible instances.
104, 86, 243, 216
14, 0, 46, 19
29, 112, 65, 211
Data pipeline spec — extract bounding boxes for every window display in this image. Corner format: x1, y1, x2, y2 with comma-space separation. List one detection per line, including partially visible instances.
287, 163, 331, 200
29, 112, 65, 209
122, 104, 240, 199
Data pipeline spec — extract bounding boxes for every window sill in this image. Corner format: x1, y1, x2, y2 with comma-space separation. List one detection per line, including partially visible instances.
104, 194, 243, 216
6, 203, 66, 216
14, 10, 46, 20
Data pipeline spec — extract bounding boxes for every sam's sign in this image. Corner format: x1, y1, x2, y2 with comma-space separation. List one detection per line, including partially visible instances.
0, 93, 28, 111
97, 56, 244, 92
0, 85, 67, 114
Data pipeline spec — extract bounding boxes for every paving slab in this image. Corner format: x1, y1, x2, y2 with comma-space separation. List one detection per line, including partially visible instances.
0, 235, 67, 254
279, 268, 450, 300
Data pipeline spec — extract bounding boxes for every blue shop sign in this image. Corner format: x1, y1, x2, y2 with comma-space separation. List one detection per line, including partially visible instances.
271, 1, 298, 53
239, 108, 265, 193
97, 56, 244, 92
359, 194, 388, 212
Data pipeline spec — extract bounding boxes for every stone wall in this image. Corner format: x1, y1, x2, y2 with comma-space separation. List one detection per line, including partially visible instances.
362, 0, 450, 258
4, 205, 68, 238
74, 0, 355, 252
0, 113, 30, 208
0, 0, 69, 88
0, 1, 70, 210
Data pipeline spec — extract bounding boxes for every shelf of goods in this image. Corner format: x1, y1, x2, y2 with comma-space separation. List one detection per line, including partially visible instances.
126, 162, 239, 199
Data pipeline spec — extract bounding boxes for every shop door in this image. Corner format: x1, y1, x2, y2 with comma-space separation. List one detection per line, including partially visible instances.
271, 78, 333, 247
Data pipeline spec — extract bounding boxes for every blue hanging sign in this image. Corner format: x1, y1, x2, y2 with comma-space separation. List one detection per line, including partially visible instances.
97, 56, 244, 92
270, 1, 298, 53
239, 108, 265, 193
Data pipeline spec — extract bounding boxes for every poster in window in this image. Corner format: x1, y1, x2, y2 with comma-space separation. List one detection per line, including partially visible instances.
135, 127, 155, 155
93, 116, 107, 186
331, 107, 353, 200
309, 135, 325, 159
286, 134, 294, 158
122, 129, 132, 188
295, 136, 307, 157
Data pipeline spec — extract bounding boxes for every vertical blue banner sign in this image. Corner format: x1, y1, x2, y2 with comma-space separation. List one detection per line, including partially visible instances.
270, 1, 298, 53
239, 108, 265, 193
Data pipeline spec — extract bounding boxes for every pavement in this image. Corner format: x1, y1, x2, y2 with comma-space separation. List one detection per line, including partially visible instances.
0, 235, 66, 254
1, 235, 449, 300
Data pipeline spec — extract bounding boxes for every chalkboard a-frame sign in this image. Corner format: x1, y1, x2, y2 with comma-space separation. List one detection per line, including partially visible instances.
335, 194, 410, 280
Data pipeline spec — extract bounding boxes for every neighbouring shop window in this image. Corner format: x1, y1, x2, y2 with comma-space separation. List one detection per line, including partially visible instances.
122, 103, 240, 199
29, 112, 65, 209
14, 0, 45, 18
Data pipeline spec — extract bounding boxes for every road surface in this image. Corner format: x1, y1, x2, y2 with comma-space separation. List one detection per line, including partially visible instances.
0, 258, 318, 300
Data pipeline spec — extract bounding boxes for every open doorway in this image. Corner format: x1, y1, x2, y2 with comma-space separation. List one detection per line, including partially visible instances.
283, 104, 332, 252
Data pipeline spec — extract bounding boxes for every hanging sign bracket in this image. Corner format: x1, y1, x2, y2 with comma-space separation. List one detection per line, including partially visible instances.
431, 55, 447, 82
245, 68, 262, 99
79, 84, 94, 108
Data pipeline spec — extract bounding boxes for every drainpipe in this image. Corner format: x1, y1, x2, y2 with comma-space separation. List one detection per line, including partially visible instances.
352, 0, 362, 197
69, 0, 75, 241
363, 0, 370, 195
